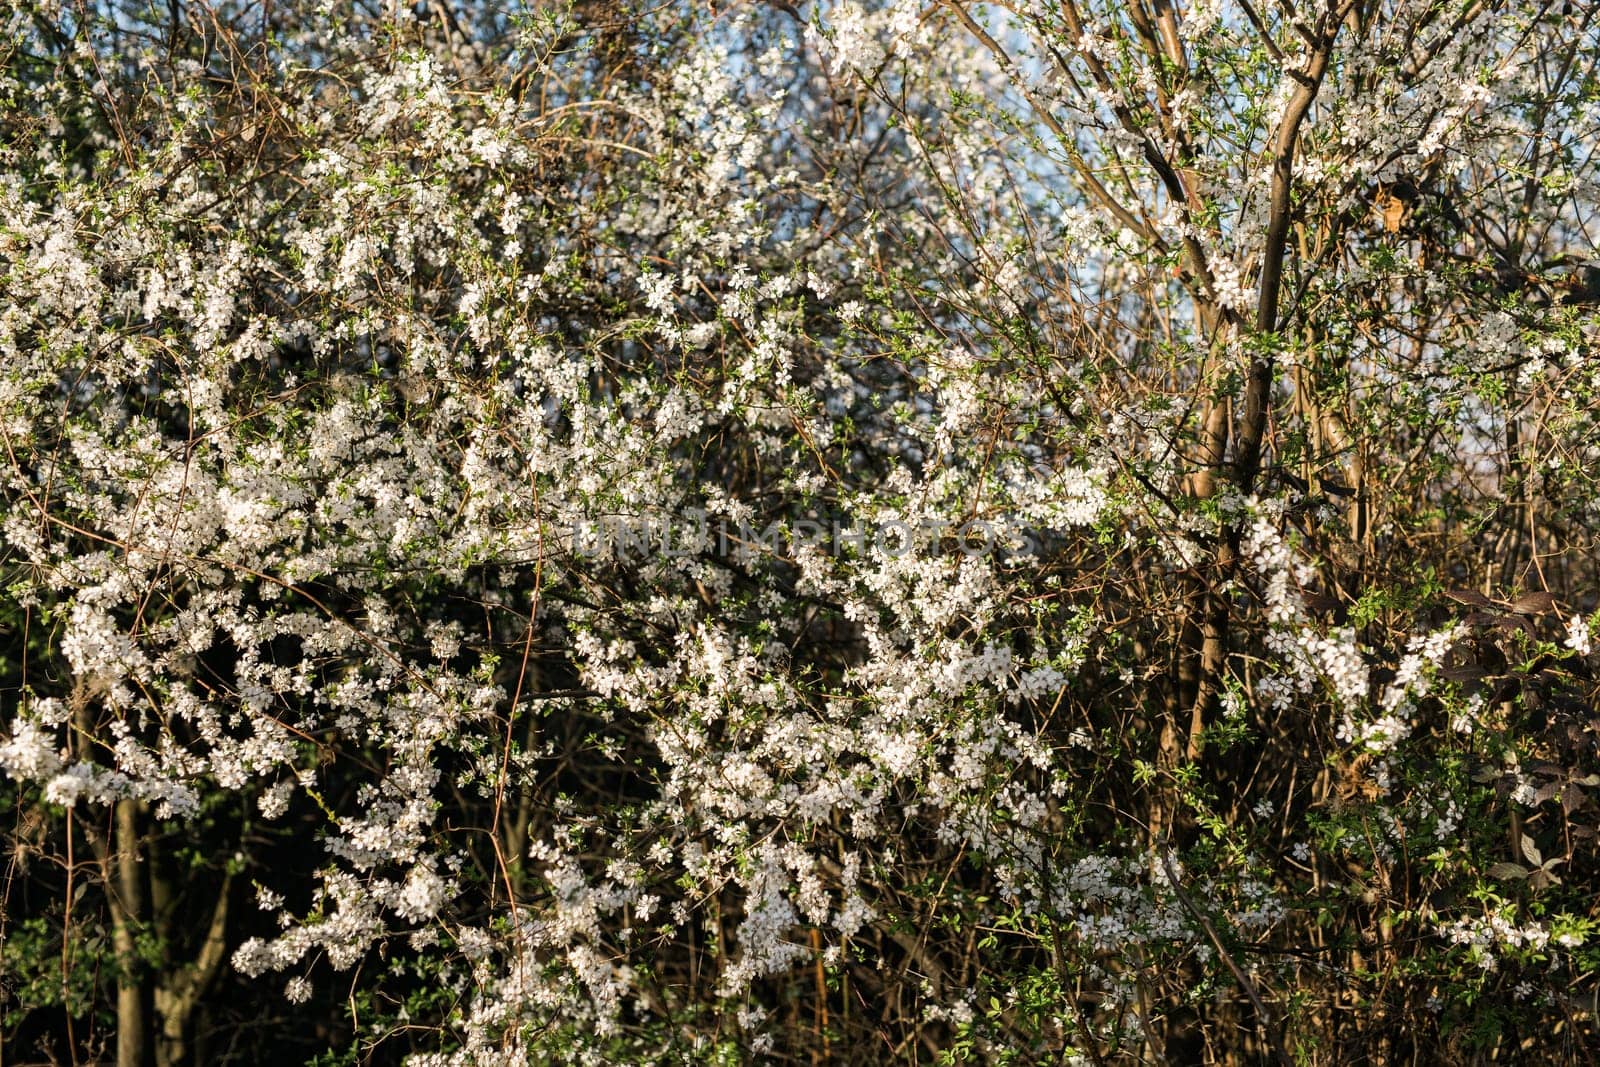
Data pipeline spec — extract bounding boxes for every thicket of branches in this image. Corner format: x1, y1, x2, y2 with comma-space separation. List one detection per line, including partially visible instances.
3, 0, 1600, 1063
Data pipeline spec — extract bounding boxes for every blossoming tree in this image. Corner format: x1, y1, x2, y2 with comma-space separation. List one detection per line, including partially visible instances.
3, 0, 1600, 1063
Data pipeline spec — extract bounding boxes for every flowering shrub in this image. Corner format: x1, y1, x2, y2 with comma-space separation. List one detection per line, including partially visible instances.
3, 0, 1600, 1063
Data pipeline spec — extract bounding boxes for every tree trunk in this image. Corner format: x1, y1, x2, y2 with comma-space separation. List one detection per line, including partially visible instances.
153, 871, 232, 1067
113, 799, 152, 1067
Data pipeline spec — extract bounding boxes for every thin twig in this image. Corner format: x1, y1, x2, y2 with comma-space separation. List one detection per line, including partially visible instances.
1160, 845, 1294, 1067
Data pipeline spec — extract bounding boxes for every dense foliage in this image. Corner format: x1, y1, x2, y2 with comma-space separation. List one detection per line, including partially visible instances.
3, 0, 1600, 1063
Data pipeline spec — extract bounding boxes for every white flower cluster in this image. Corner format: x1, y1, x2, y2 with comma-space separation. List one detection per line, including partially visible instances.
1244, 511, 1369, 715
1565, 612, 1595, 656
3, 0, 1594, 1059
1437, 909, 1553, 972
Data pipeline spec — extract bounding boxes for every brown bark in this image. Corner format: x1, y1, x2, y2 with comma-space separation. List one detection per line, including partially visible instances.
1188, 3, 1351, 754
113, 799, 152, 1067
152, 867, 232, 1067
